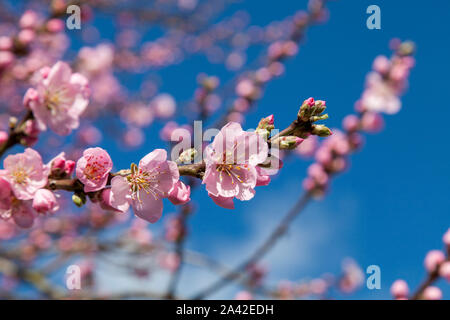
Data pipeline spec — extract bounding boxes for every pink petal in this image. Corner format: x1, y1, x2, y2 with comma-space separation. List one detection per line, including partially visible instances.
209, 193, 235, 209
110, 176, 130, 212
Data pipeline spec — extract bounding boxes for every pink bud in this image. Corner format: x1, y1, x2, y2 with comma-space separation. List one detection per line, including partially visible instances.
373, 55, 390, 74
53, 157, 66, 171
424, 250, 446, 272
168, 181, 191, 205
0, 51, 14, 69
32, 189, 59, 214
342, 115, 360, 132
390, 280, 409, 298
0, 131, 8, 145
422, 286, 442, 300
23, 88, 40, 108
46, 19, 64, 33
361, 112, 384, 133
439, 261, 450, 282
235, 291, 253, 300
19, 10, 38, 29
65, 160, 75, 176
17, 29, 35, 45
0, 36, 13, 51
304, 97, 315, 107
264, 114, 274, 125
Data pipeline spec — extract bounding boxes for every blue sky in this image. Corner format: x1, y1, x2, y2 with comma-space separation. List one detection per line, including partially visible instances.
10, 0, 450, 299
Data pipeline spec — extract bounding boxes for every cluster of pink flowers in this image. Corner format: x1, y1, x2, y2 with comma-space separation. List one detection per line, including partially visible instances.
0, 148, 58, 228
391, 228, 450, 300
303, 43, 415, 197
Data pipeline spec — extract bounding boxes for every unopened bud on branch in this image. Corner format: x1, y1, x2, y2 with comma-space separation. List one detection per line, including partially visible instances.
311, 124, 332, 137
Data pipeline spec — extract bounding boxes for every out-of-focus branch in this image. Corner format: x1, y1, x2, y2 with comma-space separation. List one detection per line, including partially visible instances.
191, 192, 312, 299
0, 110, 34, 158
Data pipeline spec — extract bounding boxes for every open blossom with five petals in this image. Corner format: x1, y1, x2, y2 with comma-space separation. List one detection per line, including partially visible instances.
109, 149, 179, 223
1, 148, 49, 200
25, 61, 90, 136
76, 147, 113, 193
202, 122, 268, 209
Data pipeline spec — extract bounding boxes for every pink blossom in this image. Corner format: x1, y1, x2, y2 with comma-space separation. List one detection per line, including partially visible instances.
65, 160, 76, 176
439, 261, 450, 282
255, 166, 271, 187
0, 131, 8, 145
26, 61, 90, 136
168, 180, 191, 205
361, 112, 384, 133
424, 250, 445, 272
32, 189, 59, 214
372, 55, 390, 74
443, 228, 450, 247
202, 122, 268, 208
0, 51, 14, 69
1, 148, 49, 200
109, 149, 179, 223
76, 147, 113, 193
0, 178, 35, 228
361, 73, 401, 114
422, 286, 442, 300
235, 291, 253, 300
342, 114, 360, 132
390, 280, 409, 298
208, 193, 235, 209
78, 44, 114, 74
151, 93, 176, 119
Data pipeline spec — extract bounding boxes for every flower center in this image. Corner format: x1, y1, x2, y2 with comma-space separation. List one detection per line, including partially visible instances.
126, 163, 164, 202
83, 156, 108, 181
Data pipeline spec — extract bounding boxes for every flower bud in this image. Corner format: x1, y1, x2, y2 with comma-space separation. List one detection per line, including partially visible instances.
53, 157, 66, 171
177, 148, 198, 164
424, 250, 445, 272
72, 193, 86, 207
343, 115, 360, 132
311, 124, 332, 137
443, 228, 450, 247
0, 51, 14, 69
0, 131, 8, 145
32, 189, 59, 214
422, 286, 442, 300
439, 261, 450, 282
168, 181, 191, 205
65, 160, 75, 176
257, 114, 274, 129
